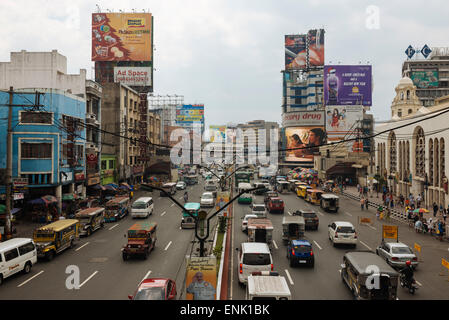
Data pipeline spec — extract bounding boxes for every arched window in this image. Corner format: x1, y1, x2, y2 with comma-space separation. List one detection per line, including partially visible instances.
407, 90, 410, 100
435, 140, 439, 187
388, 131, 397, 174
441, 138, 445, 186
429, 139, 434, 186
408, 109, 413, 114
406, 141, 410, 179
415, 127, 425, 178
400, 92, 404, 100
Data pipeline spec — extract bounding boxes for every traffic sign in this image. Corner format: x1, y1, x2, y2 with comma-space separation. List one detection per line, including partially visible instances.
382, 225, 398, 240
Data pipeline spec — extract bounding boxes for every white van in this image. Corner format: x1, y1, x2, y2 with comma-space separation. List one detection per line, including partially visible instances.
246, 272, 291, 300
131, 197, 154, 218
237, 242, 273, 285
0, 238, 37, 285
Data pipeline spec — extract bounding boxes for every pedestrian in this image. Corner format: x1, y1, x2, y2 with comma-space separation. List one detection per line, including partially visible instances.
440, 204, 444, 216
385, 208, 391, 221
357, 183, 361, 195
417, 194, 422, 208
443, 209, 448, 222
405, 197, 410, 207
433, 202, 438, 217
360, 196, 365, 210
437, 221, 444, 241
365, 198, 369, 210
386, 195, 390, 208
390, 197, 394, 209
376, 206, 382, 220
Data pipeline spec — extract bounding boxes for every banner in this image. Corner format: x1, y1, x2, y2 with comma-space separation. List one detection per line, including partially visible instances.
284, 127, 326, 162
176, 105, 205, 126
114, 67, 151, 86
209, 126, 226, 143
185, 256, 217, 300
411, 70, 438, 88
324, 65, 372, 106
282, 111, 325, 127
285, 34, 307, 70
307, 29, 325, 68
92, 13, 152, 61
216, 191, 230, 216
326, 105, 364, 149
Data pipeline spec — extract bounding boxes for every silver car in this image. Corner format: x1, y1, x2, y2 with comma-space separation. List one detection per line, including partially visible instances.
200, 192, 215, 208
376, 241, 418, 269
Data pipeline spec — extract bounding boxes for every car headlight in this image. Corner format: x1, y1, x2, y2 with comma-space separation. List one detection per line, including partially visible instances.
138, 245, 142, 248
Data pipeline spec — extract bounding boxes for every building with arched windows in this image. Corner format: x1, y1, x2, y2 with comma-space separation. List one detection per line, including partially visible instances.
374, 77, 449, 208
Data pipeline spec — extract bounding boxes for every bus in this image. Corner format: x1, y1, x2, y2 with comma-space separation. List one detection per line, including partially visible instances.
235, 171, 251, 187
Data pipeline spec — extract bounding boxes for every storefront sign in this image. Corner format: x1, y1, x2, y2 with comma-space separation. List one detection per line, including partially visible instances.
282, 111, 325, 127
13, 178, 28, 187
13, 193, 24, 200
75, 173, 85, 181
60, 172, 73, 183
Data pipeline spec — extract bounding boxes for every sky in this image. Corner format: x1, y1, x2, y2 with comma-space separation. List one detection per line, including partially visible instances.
1, 0, 448, 129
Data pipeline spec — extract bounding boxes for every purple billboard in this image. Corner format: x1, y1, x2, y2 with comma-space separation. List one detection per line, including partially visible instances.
324, 65, 372, 106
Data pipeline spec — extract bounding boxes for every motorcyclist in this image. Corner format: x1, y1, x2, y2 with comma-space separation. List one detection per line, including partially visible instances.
400, 260, 414, 286
184, 191, 188, 202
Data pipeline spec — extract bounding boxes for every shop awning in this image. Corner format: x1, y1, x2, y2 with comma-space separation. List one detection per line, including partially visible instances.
326, 163, 356, 176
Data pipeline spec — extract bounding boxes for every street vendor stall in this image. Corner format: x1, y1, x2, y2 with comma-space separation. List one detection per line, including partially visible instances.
28, 195, 59, 223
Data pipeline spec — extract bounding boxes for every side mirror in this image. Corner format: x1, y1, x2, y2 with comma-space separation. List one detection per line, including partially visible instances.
128, 295, 133, 300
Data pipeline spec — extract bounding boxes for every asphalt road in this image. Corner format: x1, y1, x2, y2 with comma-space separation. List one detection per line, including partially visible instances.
230, 186, 449, 300
0, 181, 213, 300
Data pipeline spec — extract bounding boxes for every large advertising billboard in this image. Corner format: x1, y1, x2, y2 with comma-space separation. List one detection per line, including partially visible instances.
411, 70, 439, 88
282, 111, 325, 128
113, 67, 151, 86
325, 106, 364, 141
324, 65, 372, 106
285, 34, 307, 70
92, 13, 152, 61
185, 256, 217, 300
284, 127, 326, 162
175, 105, 205, 127
307, 29, 325, 68
209, 125, 226, 142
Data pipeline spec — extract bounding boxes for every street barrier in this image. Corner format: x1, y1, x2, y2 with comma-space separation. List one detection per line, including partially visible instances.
413, 243, 423, 262
358, 217, 373, 226
439, 258, 449, 281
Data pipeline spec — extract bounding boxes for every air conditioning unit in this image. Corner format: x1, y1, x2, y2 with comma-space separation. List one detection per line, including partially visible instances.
86, 113, 96, 124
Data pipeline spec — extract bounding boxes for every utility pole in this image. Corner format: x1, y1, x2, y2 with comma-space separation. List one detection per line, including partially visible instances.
5, 87, 14, 239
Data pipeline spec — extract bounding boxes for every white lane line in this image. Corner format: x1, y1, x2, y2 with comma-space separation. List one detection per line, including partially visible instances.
75, 242, 90, 252
272, 240, 278, 250
108, 224, 119, 231
313, 240, 323, 250
415, 280, 423, 287
141, 270, 152, 283
368, 225, 377, 231
164, 241, 172, 251
345, 211, 353, 217
288, 211, 292, 216
161, 211, 166, 216
79, 271, 99, 288
179, 197, 183, 200
359, 240, 372, 251
170, 203, 175, 207
17, 270, 44, 288
317, 211, 324, 216
284, 269, 294, 285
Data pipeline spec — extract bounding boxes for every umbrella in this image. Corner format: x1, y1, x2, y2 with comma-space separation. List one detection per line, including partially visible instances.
118, 185, 129, 191
92, 184, 106, 191
41, 195, 57, 204
28, 198, 45, 205
413, 208, 429, 214
106, 183, 119, 189
104, 185, 117, 191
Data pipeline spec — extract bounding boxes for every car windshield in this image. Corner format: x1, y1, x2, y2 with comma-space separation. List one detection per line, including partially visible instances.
132, 202, 147, 209
293, 245, 311, 253
272, 200, 283, 204
253, 206, 265, 211
337, 226, 355, 233
242, 253, 271, 265
202, 194, 213, 199
302, 213, 316, 218
392, 246, 413, 254
134, 287, 165, 300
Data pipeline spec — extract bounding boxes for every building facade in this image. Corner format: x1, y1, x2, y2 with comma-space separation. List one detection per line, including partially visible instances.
85, 80, 102, 188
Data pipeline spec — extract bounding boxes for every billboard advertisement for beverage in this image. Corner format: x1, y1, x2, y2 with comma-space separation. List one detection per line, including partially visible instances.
209, 125, 226, 142
284, 127, 326, 162
113, 67, 151, 86
324, 65, 372, 106
285, 34, 307, 70
307, 29, 325, 68
92, 13, 152, 61
175, 105, 205, 127
411, 70, 439, 88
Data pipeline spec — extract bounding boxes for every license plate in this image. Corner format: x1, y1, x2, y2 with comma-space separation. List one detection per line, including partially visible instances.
299, 260, 307, 263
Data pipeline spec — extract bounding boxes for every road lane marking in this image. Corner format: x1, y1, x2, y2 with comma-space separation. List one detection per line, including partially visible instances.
284, 269, 294, 285
79, 271, 99, 288
108, 224, 119, 231
164, 241, 172, 251
288, 211, 292, 216
416, 280, 423, 287
313, 240, 322, 250
359, 240, 372, 251
272, 240, 278, 250
368, 225, 377, 231
17, 270, 44, 287
345, 212, 352, 217
75, 242, 90, 252
161, 211, 166, 216
170, 203, 175, 207
157, 197, 161, 200
141, 270, 152, 283
317, 211, 324, 216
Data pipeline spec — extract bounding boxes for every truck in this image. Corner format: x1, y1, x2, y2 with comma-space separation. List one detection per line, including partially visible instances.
246, 271, 291, 300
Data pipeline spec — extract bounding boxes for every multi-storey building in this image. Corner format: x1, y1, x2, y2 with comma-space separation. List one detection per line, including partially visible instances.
85, 80, 102, 188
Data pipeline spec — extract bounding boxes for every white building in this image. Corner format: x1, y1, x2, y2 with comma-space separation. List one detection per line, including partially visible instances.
374, 76, 449, 208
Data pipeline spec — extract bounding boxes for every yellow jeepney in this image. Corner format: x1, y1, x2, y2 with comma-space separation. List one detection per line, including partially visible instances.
306, 189, 324, 205
296, 185, 312, 198
33, 219, 79, 261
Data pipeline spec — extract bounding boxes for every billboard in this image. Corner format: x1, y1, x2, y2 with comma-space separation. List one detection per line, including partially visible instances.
411, 70, 439, 88
209, 125, 226, 142
113, 67, 151, 86
284, 127, 326, 162
282, 111, 325, 128
92, 13, 152, 61
285, 34, 307, 70
325, 106, 364, 141
307, 29, 325, 68
175, 105, 205, 127
185, 256, 217, 300
324, 65, 372, 106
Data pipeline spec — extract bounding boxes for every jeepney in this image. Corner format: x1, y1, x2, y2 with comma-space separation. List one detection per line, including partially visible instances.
181, 202, 200, 229
288, 180, 300, 192
75, 207, 105, 237
340, 251, 399, 300
276, 181, 290, 193
281, 216, 305, 245
296, 185, 312, 198
33, 219, 79, 261
160, 182, 177, 196
183, 175, 198, 185
105, 196, 130, 222
247, 218, 274, 249
320, 194, 339, 213
122, 222, 157, 260
306, 189, 324, 205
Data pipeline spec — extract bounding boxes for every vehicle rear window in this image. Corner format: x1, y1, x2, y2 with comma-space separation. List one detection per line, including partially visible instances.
134, 287, 165, 300
243, 253, 271, 265
392, 247, 413, 254
253, 206, 265, 211
293, 245, 311, 253
132, 202, 147, 209
272, 199, 283, 204
302, 213, 316, 218
337, 226, 355, 233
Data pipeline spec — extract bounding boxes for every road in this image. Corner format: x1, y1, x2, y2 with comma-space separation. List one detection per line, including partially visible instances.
0, 181, 215, 300
230, 186, 449, 300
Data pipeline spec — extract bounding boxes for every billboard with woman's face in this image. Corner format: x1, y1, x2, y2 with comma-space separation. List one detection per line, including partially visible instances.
285, 127, 326, 162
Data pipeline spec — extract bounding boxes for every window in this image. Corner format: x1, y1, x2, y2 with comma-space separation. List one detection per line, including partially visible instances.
408, 109, 413, 114
4, 248, 19, 262
101, 160, 107, 170
398, 109, 402, 117
18, 242, 35, 255
20, 111, 52, 124
108, 160, 114, 169
21, 143, 52, 158
242, 253, 271, 265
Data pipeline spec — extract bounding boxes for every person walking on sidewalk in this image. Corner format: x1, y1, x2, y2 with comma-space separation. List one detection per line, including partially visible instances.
365, 198, 369, 210
377, 205, 382, 220
433, 202, 438, 217
360, 196, 365, 210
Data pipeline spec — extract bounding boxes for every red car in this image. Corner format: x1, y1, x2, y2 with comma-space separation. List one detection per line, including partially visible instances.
128, 278, 177, 300
267, 197, 284, 214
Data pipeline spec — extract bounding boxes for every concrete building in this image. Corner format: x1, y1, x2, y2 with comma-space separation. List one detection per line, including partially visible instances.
148, 94, 184, 144
282, 69, 324, 113
85, 80, 102, 188
390, 77, 422, 119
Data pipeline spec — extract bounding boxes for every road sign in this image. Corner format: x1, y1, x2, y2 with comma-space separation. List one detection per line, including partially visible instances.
382, 225, 398, 240
414, 243, 421, 253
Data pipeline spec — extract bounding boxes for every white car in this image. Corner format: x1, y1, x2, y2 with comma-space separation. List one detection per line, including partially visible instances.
200, 192, 215, 208
328, 221, 357, 247
176, 181, 186, 190
376, 241, 419, 269
251, 204, 267, 218
242, 214, 258, 232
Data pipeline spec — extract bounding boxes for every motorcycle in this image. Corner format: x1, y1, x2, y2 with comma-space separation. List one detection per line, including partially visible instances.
399, 273, 418, 295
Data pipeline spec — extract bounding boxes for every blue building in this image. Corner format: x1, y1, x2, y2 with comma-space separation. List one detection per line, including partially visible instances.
0, 88, 86, 211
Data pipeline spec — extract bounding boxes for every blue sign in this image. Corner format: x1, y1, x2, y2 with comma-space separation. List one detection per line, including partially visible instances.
421, 44, 432, 58
405, 45, 415, 59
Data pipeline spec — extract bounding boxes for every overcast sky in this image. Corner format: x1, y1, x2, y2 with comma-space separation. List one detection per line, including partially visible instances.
1, 0, 447, 128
